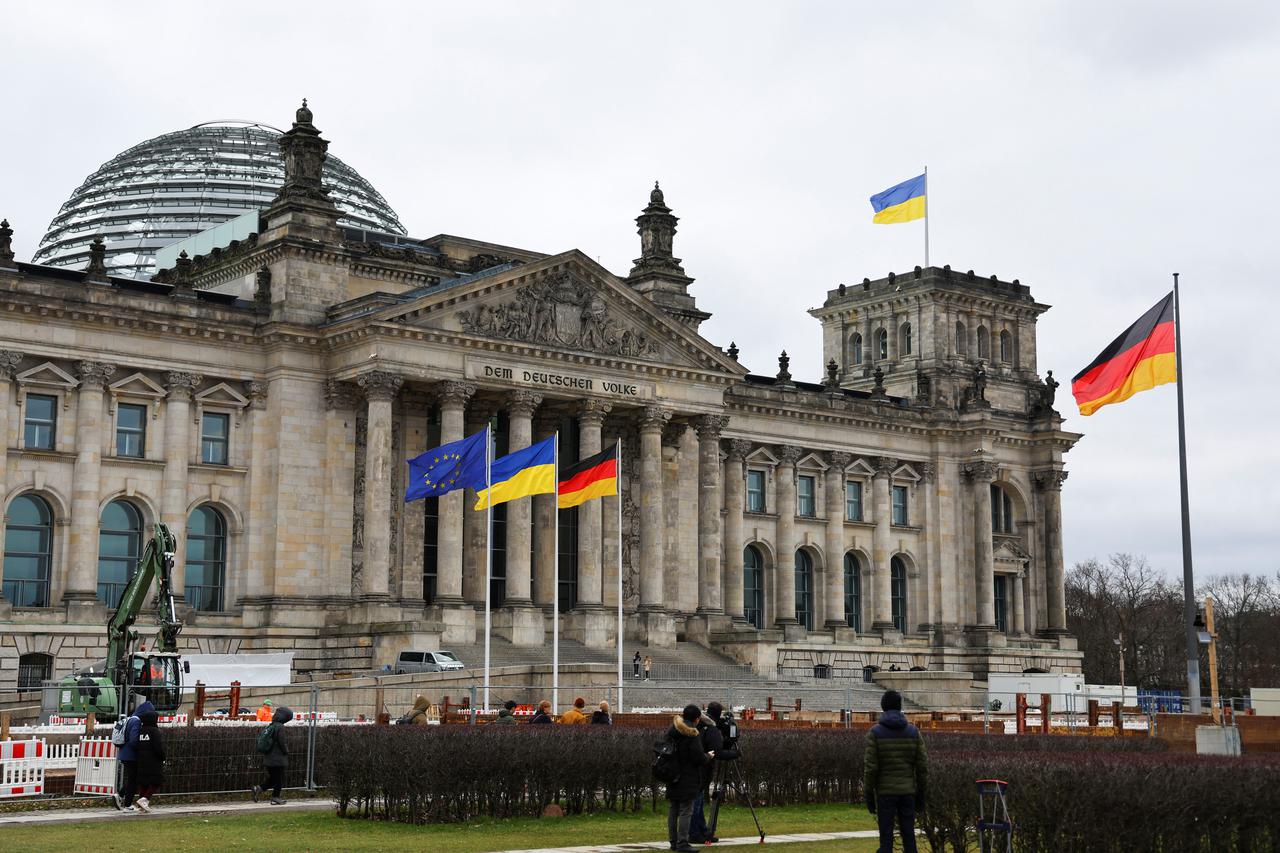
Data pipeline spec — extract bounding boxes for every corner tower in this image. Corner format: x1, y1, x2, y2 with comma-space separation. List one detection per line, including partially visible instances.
626, 182, 710, 330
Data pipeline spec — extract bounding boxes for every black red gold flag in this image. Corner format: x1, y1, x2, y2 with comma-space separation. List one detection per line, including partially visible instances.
1071, 292, 1176, 416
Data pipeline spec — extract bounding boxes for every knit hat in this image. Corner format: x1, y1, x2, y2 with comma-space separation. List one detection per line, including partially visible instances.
682, 704, 702, 724
881, 690, 903, 712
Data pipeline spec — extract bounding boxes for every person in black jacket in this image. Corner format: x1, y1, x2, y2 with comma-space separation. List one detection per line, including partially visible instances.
690, 702, 739, 843
590, 700, 612, 724
666, 703, 712, 853
252, 706, 293, 805
131, 709, 165, 813
530, 700, 554, 724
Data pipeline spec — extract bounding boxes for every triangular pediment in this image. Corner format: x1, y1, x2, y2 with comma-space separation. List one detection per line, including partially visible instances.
892, 463, 921, 483
796, 453, 828, 472
994, 537, 1031, 563
846, 458, 876, 477
746, 447, 778, 466
109, 372, 167, 400
371, 251, 744, 374
195, 382, 249, 408
16, 362, 78, 389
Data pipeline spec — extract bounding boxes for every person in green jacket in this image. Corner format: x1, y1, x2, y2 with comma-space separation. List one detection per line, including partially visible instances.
493, 700, 519, 724
864, 690, 927, 853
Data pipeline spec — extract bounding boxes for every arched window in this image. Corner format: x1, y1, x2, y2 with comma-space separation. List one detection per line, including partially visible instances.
955, 322, 967, 355
990, 484, 1015, 534
1000, 330, 1012, 363
977, 326, 990, 360
98, 500, 143, 609
743, 545, 764, 630
875, 328, 888, 360
3, 494, 53, 607
17, 652, 53, 689
900, 323, 912, 356
795, 549, 814, 630
851, 333, 863, 366
186, 506, 227, 611
890, 556, 908, 632
843, 552, 862, 632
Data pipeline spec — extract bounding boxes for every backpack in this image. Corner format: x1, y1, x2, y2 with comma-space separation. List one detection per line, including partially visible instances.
651, 735, 681, 785
111, 715, 133, 747
396, 709, 423, 725
256, 725, 276, 754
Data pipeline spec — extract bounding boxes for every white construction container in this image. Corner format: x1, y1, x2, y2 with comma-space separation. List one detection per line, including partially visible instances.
987, 672, 1084, 712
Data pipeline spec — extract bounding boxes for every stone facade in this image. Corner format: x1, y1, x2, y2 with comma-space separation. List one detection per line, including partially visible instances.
0, 105, 1082, 686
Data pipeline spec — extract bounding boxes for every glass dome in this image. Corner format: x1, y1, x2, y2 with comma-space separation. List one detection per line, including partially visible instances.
32, 121, 406, 278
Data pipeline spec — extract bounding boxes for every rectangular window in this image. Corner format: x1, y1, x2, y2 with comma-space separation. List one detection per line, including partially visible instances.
116, 403, 147, 457
994, 575, 1008, 633
201, 412, 230, 465
797, 475, 816, 517
24, 394, 57, 450
746, 470, 765, 513
846, 481, 863, 522
891, 485, 909, 525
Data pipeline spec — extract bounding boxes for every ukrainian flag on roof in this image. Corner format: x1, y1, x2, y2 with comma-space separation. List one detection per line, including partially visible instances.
475, 436, 556, 510
870, 174, 926, 224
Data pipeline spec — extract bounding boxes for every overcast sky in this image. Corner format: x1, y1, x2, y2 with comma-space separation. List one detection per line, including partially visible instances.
2, 2, 1276, 581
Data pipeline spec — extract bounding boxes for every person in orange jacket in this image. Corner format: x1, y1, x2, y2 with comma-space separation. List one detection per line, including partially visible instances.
255, 699, 274, 721
558, 696, 589, 724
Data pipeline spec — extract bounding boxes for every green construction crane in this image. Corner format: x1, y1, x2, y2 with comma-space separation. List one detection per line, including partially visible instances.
57, 523, 186, 721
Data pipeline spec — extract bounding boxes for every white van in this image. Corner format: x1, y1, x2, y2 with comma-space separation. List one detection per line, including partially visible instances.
394, 650, 465, 675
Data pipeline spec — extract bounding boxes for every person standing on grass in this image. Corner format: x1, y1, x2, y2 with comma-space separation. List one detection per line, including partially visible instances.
666, 704, 713, 853
643, 655, 653, 681
114, 699, 154, 811
131, 708, 165, 813
864, 690, 928, 853
252, 705, 294, 805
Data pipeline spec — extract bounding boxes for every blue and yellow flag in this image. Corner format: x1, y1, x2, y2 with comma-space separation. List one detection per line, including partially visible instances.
870, 174, 926, 224
405, 429, 487, 502
474, 436, 556, 510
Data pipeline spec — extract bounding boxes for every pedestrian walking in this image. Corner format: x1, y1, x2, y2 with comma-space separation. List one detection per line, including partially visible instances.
114, 699, 153, 812
530, 700, 554, 724
643, 655, 653, 681
399, 694, 432, 725
632, 651, 642, 679
493, 699, 519, 724
591, 701, 612, 724
132, 709, 165, 813
559, 696, 589, 724
665, 703, 713, 852
864, 690, 928, 853
252, 705, 294, 805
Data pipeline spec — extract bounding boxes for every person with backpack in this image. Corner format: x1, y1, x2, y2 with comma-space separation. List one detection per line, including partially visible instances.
864, 690, 928, 853
400, 694, 431, 725
132, 708, 165, 813
113, 699, 154, 811
656, 704, 713, 853
252, 705, 294, 805
690, 702, 738, 844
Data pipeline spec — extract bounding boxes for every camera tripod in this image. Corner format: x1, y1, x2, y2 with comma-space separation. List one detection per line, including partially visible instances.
706, 755, 765, 843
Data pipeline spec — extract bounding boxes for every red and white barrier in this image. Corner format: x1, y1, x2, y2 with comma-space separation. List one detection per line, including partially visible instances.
73, 738, 117, 796
0, 739, 46, 798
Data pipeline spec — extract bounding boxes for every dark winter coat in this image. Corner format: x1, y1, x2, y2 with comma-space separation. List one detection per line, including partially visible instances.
261, 706, 294, 768
530, 709, 553, 724
697, 719, 725, 788
492, 709, 518, 724
590, 710, 611, 725
134, 711, 166, 787
863, 710, 928, 798
664, 715, 709, 802
118, 700, 155, 762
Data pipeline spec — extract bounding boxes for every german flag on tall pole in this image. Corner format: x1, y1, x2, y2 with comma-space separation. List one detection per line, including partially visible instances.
557, 444, 619, 508
1071, 292, 1176, 416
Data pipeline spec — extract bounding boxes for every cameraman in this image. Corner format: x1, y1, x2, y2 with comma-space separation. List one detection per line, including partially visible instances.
691, 702, 740, 844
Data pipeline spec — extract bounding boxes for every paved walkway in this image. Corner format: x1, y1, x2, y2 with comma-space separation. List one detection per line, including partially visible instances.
494, 831, 879, 853
0, 797, 331, 826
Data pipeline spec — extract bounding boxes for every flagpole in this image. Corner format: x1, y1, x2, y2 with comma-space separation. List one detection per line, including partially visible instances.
615, 438, 624, 715
923, 165, 930, 269
552, 430, 560, 717
483, 423, 492, 714
1173, 273, 1200, 714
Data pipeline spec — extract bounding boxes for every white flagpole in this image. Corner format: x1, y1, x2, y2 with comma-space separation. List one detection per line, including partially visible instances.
552, 431, 560, 717
483, 423, 492, 713
615, 438, 624, 715
923, 165, 930, 269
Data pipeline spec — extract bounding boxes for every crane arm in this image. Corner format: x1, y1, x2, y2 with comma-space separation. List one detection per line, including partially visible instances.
104, 523, 181, 684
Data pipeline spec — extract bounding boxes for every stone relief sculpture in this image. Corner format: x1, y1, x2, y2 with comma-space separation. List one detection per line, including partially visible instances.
458, 272, 660, 357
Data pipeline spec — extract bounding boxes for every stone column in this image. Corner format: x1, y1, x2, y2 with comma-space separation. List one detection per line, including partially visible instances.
161, 372, 202, 601
870, 456, 897, 631
433, 381, 474, 605
917, 462, 936, 632
0, 352, 22, 525
575, 400, 611, 608
356, 371, 403, 601
462, 401, 496, 607
65, 361, 116, 607
532, 413, 558, 610
398, 391, 429, 604
599, 420, 621, 610
722, 440, 751, 623
695, 415, 728, 615
774, 445, 801, 630
503, 391, 541, 606
965, 460, 999, 628
823, 452, 852, 628
1035, 469, 1069, 633
637, 406, 674, 645
1012, 572, 1026, 635
323, 380, 359, 601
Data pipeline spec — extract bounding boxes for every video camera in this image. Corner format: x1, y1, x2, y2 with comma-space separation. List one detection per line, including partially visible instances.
716, 708, 740, 751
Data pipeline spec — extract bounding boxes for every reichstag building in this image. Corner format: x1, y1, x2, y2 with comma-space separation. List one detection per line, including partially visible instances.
0, 103, 1081, 687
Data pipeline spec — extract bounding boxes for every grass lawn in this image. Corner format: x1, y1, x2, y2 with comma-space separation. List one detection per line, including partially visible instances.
2, 803, 880, 852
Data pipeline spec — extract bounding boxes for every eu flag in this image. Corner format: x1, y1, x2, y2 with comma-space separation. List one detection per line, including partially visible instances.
405, 429, 487, 502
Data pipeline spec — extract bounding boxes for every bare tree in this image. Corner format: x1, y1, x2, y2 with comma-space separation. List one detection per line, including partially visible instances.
1200, 573, 1278, 697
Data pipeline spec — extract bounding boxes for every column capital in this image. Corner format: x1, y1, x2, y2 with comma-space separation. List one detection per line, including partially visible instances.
507, 389, 544, 418
919, 461, 937, 482
576, 398, 612, 426
661, 420, 688, 448
244, 380, 269, 410
1033, 468, 1069, 491
827, 450, 853, 470
166, 371, 203, 399
324, 379, 358, 410
872, 455, 899, 478
963, 460, 1000, 483
637, 405, 672, 432
358, 370, 404, 402
0, 349, 23, 378
694, 414, 729, 440
725, 438, 753, 463
435, 380, 476, 409
76, 361, 116, 390
776, 444, 803, 466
